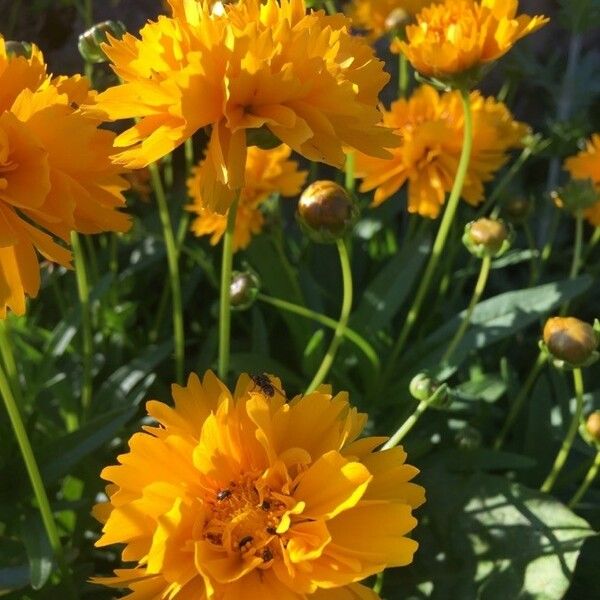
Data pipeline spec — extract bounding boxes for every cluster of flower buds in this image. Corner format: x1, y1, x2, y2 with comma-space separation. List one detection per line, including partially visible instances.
463, 217, 511, 259
541, 316, 600, 370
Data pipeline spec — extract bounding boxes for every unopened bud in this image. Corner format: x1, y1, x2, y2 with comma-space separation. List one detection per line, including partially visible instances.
503, 196, 533, 224
297, 180, 358, 243
542, 317, 599, 369
409, 373, 450, 408
463, 218, 510, 258
230, 271, 260, 311
4, 40, 33, 59
78, 20, 126, 64
585, 411, 600, 444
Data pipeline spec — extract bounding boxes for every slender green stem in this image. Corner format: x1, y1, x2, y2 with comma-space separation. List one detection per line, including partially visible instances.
569, 210, 584, 280
494, 353, 547, 450
540, 207, 561, 266
582, 226, 600, 263
568, 450, 600, 507
323, 0, 337, 15
0, 322, 23, 407
0, 360, 75, 597
399, 53, 409, 98
306, 239, 353, 393
541, 368, 585, 493
71, 232, 93, 422
218, 195, 240, 380
345, 152, 355, 192
373, 571, 385, 595
382, 89, 473, 383
442, 254, 492, 365
522, 222, 538, 286
382, 400, 429, 450
149, 163, 185, 384
257, 293, 379, 371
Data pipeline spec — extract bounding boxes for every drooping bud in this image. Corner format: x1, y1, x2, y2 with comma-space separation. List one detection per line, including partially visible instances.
541, 317, 600, 369
463, 217, 511, 258
78, 21, 126, 64
297, 180, 358, 243
4, 41, 33, 59
551, 179, 599, 215
503, 196, 533, 224
585, 411, 600, 444
230, 270, 260, 311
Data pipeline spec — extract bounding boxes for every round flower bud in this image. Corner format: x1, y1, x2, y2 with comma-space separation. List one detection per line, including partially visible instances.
230, 270, 260, 311
503, 196, 533, 224
4, 41, 33, 59
409, 373, 450, 408
542, 317, 599, 369
78, 20, 126, 64
455, 426, 482, 451
297, 180, 358, 244
463, 218, 510, 258
585, 411, 600, 444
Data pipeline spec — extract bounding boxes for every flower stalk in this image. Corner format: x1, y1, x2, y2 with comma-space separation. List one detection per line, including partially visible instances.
306, 239, 353, 393
149, 162, 185, 384
218, 194, 240, 380
540, 368, 585, 493
568, 450, 600, 507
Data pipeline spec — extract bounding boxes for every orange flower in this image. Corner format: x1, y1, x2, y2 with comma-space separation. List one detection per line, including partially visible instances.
87, 0, 397, 214
0, 39, 130, 318
392, 0, 548, 79
355, 85, 528, 218
346, 0, 438, 40
188, 145, 307, 251
93, 371, 425, 599
564, 134, 600, 226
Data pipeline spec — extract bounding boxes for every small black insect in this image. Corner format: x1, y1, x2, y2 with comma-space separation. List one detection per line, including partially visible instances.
260, 500, 271, 511
251, 374, 276, 397
239, 536, 254, 549
216, 489, 232, 501
266, 526, 277, 535
261, 548, 274, 562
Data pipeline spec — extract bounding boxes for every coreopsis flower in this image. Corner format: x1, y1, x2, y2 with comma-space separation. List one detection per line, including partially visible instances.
93, 371, 425, 599
345, 0, 438, 40
87, 0, 397, 214
392, 0, 548, 80
188, 145, 307, 251
0, 38, 130, 318
355, 85, 529, 218
564, 134, 600, 226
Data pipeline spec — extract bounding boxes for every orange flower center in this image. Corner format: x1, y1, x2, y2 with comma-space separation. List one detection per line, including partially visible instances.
202, 474, 294, 567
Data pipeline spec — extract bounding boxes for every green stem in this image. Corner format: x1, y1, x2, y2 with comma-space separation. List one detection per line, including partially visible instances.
382, 399, 429, 450
71, 232, 93, 422
0, 322, 23, 407
568, 450, 600, 507
0, 360, 75, 597
522, 222, 538, 286
382, 89, 473, 383
569, 210, 584, 280
306, 239, 353, 393
323, 0, 337, 15
149, 163, 185, 384
399, 53, 409, 98
541, 368, 585, 493
257, 293, 379, 371
442, 254, 492, 365
494, 353, 547, 450
345, 152, 355, 192
218, 195, 240, 380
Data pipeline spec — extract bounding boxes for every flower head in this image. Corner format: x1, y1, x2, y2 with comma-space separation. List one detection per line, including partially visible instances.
188, 144, 307, 251
564, 134, 600, 226
88, 0, 397, 214
355, 84, 528, 218
542, 317, 599, 370
0, 38, 130, 318
392, 0, 548, 80
346, 0, 438, 40
93, 371, 425, 599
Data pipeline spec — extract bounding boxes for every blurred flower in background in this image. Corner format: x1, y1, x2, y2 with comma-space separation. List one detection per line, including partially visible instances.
564, 134, 600, 226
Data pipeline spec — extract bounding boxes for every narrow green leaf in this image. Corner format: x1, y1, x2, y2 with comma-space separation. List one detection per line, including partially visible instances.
20, 514, 53, 590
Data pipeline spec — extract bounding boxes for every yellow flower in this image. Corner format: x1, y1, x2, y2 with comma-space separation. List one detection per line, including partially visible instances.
392, 0, 548, 79
0, 38, 130, 318
346, 0, 438, 40
564, 134, 600, 226
93, 371, 425, 599
88, 0, 397, 214
355, 85, 528, 218
188, 144, 307, 251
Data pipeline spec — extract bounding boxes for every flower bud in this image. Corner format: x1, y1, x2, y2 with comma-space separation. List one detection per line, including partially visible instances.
551, 179, 599, 215
463, 218, 510, 258
503, 196, 533, 224
297, 180, 358, 243
4, 41, 33, 59
585, 411, 600, 444
455, 426, 482, 451
409, 373, 450, 408
541, 317, 599, 369
78, 21, 126, 64
230, 270, 260, 311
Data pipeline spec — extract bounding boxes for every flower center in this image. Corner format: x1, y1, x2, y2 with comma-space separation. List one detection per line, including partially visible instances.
202, 475, 292, 567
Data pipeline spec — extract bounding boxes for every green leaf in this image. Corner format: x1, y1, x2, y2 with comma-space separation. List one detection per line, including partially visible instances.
20, 514, 53, 590
454, 375, 506, 403
0, 565, 29, 594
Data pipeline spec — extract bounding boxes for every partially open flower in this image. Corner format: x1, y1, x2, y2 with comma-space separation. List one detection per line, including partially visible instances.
93, 371, 425, 599
230, 270, 261, 311
392, 0, 548, 84
463, 218, 510, 258
297, 180, 359, 243
542, 317, 599, 369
